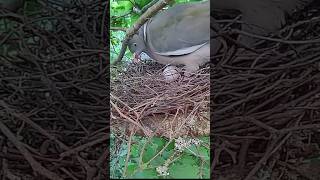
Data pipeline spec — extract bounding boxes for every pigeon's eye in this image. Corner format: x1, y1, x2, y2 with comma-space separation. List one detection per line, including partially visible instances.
133, 43, 137, 47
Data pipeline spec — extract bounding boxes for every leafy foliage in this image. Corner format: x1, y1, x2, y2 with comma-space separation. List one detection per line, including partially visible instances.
110, 135, 210, 179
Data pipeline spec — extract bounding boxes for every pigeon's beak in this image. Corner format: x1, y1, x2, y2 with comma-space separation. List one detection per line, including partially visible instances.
133, 52, 141, 63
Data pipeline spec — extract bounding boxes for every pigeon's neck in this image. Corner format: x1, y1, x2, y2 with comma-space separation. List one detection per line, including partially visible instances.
141, 22, 157, 59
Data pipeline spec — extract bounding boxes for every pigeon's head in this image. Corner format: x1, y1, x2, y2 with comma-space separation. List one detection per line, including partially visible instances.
128, 34, 147, 62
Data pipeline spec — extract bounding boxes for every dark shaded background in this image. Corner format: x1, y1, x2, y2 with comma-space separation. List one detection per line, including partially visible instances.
211, 1, 320, 180
0, 0, 108, 179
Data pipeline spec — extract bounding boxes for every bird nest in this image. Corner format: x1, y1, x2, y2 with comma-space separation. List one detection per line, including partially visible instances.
110, 62, 210, 138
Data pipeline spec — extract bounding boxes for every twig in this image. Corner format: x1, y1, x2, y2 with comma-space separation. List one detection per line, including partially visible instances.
0, 120, 63, 180
122, 128, 135, 177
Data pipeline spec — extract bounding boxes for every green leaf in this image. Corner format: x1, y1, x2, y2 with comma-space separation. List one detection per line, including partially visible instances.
162, 149, 174, 159
201, 165, 210, 179
128, 14, 140, 26
168, 154, 200, 178
186, 145, 198, 155
185, 144, 210, 161
141, 163, 148, 169
198, 136, 210, 142
131, 144, 140, 158
134, 0, 152, 8
119, 145, 128, 156
111, 1, 133, 17
126, 162, 138, 176
132, 168, 158, 178
142, 143, 158, 162
166, 140, 175, 151
152, 137, 166, 151
198, 146, 210, 161
118, 156, 126, 167
150, 156, 166, 167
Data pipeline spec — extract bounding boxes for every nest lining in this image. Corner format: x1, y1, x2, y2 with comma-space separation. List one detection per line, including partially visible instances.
111, 62, 210, 138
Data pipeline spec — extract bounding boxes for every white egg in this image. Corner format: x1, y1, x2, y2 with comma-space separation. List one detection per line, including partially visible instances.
163, 66, 180, 83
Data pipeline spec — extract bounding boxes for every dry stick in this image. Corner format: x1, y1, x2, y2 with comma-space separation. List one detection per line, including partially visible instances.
95, 149, 109, 172
244, 113, 306, 180
247, 70, 314, 114
145, 139, 174, 166
60, 168, 79, 180
2, 5, 106, 178
143, 106, 202, 160
211, 133, 269, 140
2, 147, 21, 180
243, 133, 292, 180
277, 161, 316, 180
140, 0, 161, 14
111, 100, 149, 135
112, 0, 174, 65
233, 29, 320, 44
138, 137, 152, 167
111, 93, 136, 113
169, 108, 181, 139
0, 120, 63, 180
60, 136, 108, 158
279, 123, 320, 133
245, 117, 278, 134
279, 16, 320, 34
77, 156, 97, 180
137, 113, 181, 165
0, 30, 14, 46
0, 100, 68, 149
122, 128, 135, 177
214, 79, 282, 114
237, 139, 253, 171
0, 152, 75, 166
0, 101, 96, 178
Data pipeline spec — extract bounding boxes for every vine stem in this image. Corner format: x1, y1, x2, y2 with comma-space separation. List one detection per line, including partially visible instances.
122, 128, 136, 177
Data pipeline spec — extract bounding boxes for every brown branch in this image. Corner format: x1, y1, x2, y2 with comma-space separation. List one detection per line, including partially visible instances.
232, 29, 320, 44
141, 0, 161, 14
122, 128, 135, 177
112, 0, 174, 65
0, 119, 63, 180
60, 136, 108, 158
243, 133, 292, 180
